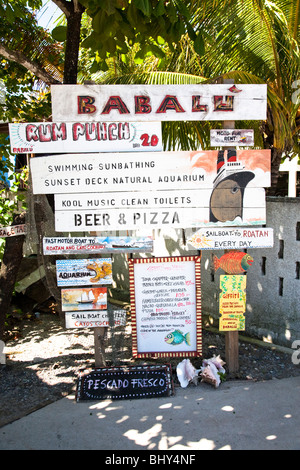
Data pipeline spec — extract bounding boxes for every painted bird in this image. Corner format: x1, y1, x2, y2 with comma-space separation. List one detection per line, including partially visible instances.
165, 330, 191, 346
213, 251, 253, 274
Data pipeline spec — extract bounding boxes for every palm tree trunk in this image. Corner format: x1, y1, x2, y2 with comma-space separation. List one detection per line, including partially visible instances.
0, 212, 26, 341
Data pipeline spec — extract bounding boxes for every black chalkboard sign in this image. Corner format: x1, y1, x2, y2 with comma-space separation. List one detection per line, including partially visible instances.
76, 364, 174, 401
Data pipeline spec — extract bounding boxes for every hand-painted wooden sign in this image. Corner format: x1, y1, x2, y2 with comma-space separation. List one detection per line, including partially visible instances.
51, 84, 267, 122
8, 121, 162, 153
188, 227, 274, 250
56, 258, 112, 286
65, 309, 126, 328
0, 224, 26, 237
30, 149, 270, 229
210, 129, 254, 146
213, 251, 253, 274
76, 364, 174, 401
219, 275, 246, 331
43, 236, 153, 254
61, 287, 107, 311
129, 256, 202, 358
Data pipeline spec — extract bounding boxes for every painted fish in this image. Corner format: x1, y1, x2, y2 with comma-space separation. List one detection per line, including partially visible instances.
165, 330, 191, 346
213, 251, 253, 274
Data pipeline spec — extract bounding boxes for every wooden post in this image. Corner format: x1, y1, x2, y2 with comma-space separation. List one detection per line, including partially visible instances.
223, 78, 239, 375
94, 327, 107, 368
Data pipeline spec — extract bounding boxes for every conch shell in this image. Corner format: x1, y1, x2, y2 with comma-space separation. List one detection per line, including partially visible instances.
176, 359, 200, 388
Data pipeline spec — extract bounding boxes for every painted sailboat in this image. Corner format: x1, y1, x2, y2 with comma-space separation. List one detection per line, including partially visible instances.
77, 290, 95, 304
209, 150, 255, 223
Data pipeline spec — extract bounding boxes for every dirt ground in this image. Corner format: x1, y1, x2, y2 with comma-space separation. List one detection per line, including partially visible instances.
1, 304, 300, 428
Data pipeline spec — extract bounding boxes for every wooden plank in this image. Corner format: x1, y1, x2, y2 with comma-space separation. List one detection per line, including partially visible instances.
29, 150, 271, 194
56, 258, 112, 286
210, 129, 254, 146
65, 310, 126, 328
0, 224, 27, 237
61, 287, 107, 311
188, 227, 274, 250
55, 205, 267, 232
219, 275, 247, 331
9, 121, 162, 153
51, 84, 267, 122
43, 236, 154, 254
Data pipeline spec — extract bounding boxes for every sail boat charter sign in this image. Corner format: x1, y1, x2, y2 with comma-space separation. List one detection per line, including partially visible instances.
30, 149, 271, 230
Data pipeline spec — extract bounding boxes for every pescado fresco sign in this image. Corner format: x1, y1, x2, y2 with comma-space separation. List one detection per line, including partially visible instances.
51, 84, 267, 122
8, 121, 162, 153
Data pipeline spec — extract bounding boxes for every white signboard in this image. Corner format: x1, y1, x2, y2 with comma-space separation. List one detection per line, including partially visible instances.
29, 150, 271, 194
210, 129, 254, 146
0, 224, 26, 237
51, 84, 267, 122
43, 236, 153, 254
56, 258, 112, 286
30, 149, 271, 229
188, 227, 274, 250
9, 121, 162, 153
129, 256, 202, 358
65, 310, 126, 328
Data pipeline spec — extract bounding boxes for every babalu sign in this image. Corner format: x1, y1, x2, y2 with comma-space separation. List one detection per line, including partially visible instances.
30, 149, 271, 230
8, 121, 162, 153
51, 84, 267, 122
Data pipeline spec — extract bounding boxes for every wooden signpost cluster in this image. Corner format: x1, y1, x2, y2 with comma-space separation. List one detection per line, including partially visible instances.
7, 81, 271, 396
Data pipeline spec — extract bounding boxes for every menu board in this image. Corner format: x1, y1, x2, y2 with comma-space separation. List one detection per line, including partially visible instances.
129, 257, 202, 358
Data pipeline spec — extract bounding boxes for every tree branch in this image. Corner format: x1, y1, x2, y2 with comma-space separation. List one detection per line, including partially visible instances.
51, 0, 72, 18
0, 43, 61, 85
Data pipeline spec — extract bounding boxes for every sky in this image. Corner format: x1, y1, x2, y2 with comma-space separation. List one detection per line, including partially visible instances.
35, 0, 62, 31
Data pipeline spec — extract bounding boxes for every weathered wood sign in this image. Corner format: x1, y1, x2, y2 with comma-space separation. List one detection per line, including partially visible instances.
43, 236, 153, 254
30, 149, 271, 229
65, 309, 126, 328
8, 121, 162, 153
129, 256, 202, 358
210, 129, 254, 146
51, 84, 267, 122
188, 227, 274, 250
219, 275, 246, 331
61, 287, 107, 311
56, 258, 112, 286
0, 224, 26, 237
76, 364, 174, 401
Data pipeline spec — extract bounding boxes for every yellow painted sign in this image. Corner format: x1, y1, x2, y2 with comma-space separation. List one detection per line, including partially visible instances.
219, 275, 246, 331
